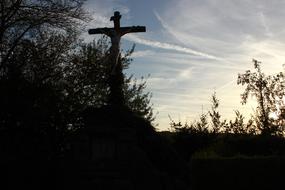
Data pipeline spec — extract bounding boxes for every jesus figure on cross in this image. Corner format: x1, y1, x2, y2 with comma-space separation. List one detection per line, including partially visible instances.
88, 11, 146, 107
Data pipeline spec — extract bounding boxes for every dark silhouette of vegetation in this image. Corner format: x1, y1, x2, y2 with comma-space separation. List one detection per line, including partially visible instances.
2, 1, 285, 189
64, 39, 155, 123
190, 156, 285, 190
168, 61, 285, 160
0, 0, 155, 156
237, 59, 284, 135
0, 0, 88, 160
166, 72, 285, 190
0, 1, 188, 189
209, 92, 227, 133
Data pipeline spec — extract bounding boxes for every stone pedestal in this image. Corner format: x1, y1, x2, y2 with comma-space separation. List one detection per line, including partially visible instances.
62, 106, 164, 189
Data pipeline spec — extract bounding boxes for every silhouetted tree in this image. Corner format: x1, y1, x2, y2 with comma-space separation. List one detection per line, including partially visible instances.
64, 39, 156, 124
169, 112, 209, 134
193, 113, 209, 133
209, 92, 226, 133
0, 0, 87, 72
0, 0, 87, 121
0, 0, 87, 158
267, 71, 285, 135
0, 1, 87, 127
0, 0, 155, 132
226, 110, 256, 134
124, 75, 155, 123
237, 59, 280, 135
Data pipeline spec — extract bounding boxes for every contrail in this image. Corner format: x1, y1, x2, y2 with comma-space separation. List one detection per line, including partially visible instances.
216, 80, 236, 92
89, 12, 222, 61
125, 34, 221, 61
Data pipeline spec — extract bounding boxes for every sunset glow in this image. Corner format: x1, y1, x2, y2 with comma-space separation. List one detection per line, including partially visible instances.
85, 0, 285, 130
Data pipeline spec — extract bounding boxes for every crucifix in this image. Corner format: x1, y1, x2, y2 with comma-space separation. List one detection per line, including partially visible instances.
88, 11, 146, 107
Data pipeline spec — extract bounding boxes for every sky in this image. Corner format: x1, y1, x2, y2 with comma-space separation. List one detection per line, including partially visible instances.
84, 0, 285, 130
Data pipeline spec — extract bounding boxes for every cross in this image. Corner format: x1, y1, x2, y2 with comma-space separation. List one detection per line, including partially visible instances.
88, 11, 146, 107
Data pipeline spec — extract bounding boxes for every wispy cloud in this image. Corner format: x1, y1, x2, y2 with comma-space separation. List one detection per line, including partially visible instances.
258, 12, 273, 38
149, 0, 285, 129
125, 34, 221, 60
84, 0, 285, 130
131, 50, 155, 58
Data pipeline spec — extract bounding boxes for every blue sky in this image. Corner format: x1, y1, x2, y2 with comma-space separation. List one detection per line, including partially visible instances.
84, 0, 285, 130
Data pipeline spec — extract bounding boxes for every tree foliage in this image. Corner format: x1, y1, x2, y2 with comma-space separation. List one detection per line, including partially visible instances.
170, 92, 256, 136
209, 92, 227, 133
0, 0, 156, 159
0, 0, 87, 130
226, 110, 256, 135
64, 38, 155, 123
0, 0, 87, 72
237, 59, 284, 135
